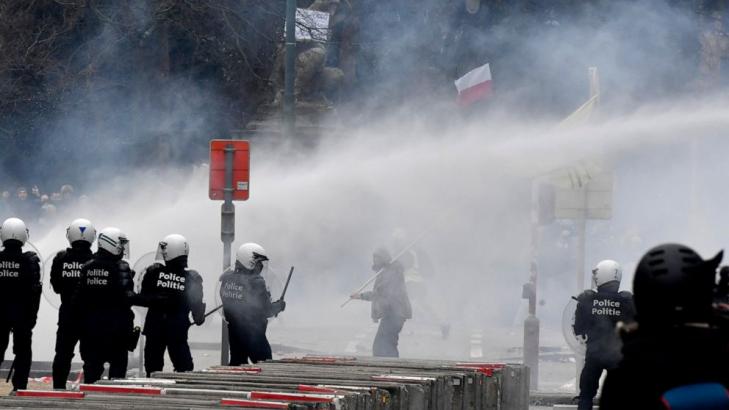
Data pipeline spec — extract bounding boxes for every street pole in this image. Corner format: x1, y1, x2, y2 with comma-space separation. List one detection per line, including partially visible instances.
577, 66, 599, 293
220, 142, 235, 365
574, 185, 588, 392
576, 186, 588, 292
574, 66, 600, 392
284, 0, 297, 139
523, 180, 540, 390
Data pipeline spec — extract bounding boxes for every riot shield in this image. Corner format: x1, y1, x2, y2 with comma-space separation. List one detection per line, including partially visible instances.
132, 251, 160, 322
562, 298, 587, 356
41, 249, 61, 310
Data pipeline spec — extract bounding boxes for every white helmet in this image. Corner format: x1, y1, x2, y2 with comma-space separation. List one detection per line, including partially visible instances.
236, 243, 268, 270
156, 234, 189, 262
98, 227, 130, 258
66, 218, 96, 245
0, 218, 28, 245
592, 259, 622, 288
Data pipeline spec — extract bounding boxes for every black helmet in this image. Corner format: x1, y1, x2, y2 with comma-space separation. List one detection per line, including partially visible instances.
633, 243, 722, 327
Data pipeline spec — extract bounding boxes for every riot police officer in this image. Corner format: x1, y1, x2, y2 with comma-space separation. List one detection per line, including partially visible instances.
0, 218, 41, 391
351, 247, 412, 358
137, 234, 205, 376
50, 218, 96, 389
600, 244, 729, 409
574, 260, 634, 410
220, 243, 285, 365
74, 227, 136, 384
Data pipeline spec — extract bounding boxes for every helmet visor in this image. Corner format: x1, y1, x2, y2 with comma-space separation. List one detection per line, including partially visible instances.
120, 236, 130, 259
259, 260, 269, 276
252, 252, 269, 263
252, 253, 268, 274
155, 241, 167, 261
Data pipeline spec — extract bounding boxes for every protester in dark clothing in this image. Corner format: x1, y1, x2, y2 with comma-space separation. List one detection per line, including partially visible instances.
74, 227, 136, 384
29, 185, 41, 206
573, 259, 634, 410
137, 234, 205, 376
50, 219, 96, 389
220, 243, 285, 365
0, 218, 41, 391
352, 247, 412, 358
15, 187, 28, 202
600, 244, 729, 410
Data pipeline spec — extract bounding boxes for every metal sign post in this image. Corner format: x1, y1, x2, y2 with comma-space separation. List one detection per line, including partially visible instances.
523, 67, 606, 391
523, 182, 541, 390
209, 139, 250, 366
220, 143, 235, 365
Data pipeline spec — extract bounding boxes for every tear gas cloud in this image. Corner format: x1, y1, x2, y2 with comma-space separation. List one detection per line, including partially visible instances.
29, 98, 729, 363
11, 0, 729, 368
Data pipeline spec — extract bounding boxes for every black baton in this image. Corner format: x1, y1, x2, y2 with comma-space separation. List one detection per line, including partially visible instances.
279, 266, 295, 301
188, 304, 224, 326
6, 359, 14, 383
204, 304, 223, 318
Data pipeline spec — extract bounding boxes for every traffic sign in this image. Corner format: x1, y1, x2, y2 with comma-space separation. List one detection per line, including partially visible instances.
209, 140, 250, 200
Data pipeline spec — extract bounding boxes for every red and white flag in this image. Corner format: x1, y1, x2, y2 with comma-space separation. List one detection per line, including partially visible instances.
454, 63, 492, 106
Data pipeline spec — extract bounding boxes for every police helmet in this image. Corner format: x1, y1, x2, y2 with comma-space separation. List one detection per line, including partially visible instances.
0, 218, 28, 245
66, 218, 96, 245
236, 243, 268, 270
156, 234, 189, 262
592, 259, 622, 288
98, 227, 130, 258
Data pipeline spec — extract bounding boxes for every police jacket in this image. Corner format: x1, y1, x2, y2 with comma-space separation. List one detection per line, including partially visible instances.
137, 258, 205, 330
574, 282, 634, 359
74, 249, 136, 322
360, 261, 412, 321
600, 324, 729, 409
219, 264, 281, 325
50, 242, 93, 306
0, 241, 41, 326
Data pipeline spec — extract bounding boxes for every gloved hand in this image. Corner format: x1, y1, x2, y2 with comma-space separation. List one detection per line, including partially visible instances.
272, 300, 286, 316
350, 293, 361, 300
193, 302, 206, 326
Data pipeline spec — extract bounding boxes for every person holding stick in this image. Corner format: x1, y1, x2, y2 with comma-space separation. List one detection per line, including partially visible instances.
220, 243, 286, 365
350, 247, 412, 358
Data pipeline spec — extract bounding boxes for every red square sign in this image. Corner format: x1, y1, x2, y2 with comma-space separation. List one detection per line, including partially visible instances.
209, 139, 250, 201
